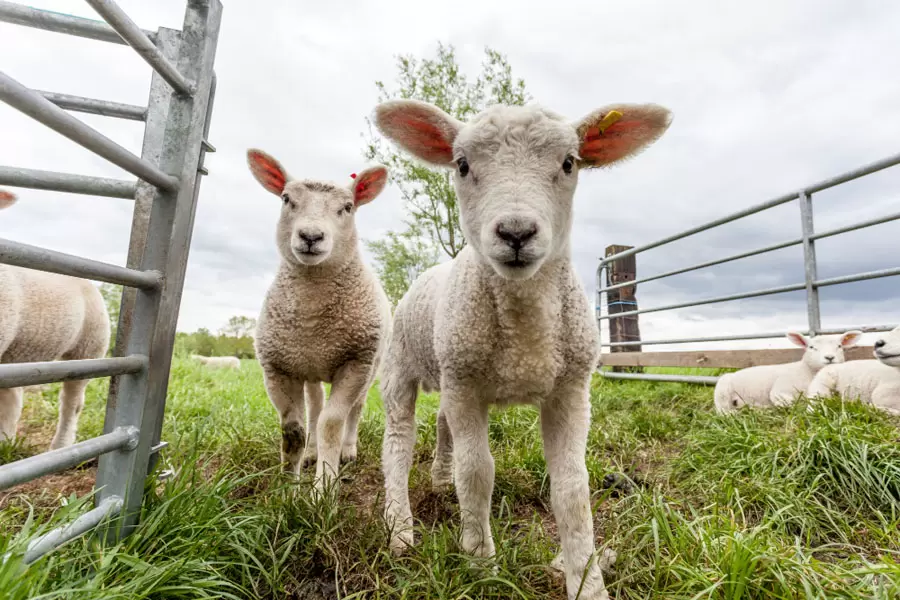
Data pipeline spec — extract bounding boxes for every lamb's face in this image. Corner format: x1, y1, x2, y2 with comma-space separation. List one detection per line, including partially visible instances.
787, 330, 862, 370
277, 181, 355, 266
453, 106, 580, 280
246, 150, 388, 269
374, 99, 672, 280
874, 326, 900, 367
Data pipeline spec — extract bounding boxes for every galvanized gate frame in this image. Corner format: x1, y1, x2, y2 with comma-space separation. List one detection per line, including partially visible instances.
0, 0, 221, 561
596, 152, 900, 384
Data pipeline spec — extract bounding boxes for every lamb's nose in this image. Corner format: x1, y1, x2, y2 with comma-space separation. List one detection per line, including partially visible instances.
824, 355, 835, 363
298, 230, 324, 245
874, 339, 886, 349
495, 222, 537, 251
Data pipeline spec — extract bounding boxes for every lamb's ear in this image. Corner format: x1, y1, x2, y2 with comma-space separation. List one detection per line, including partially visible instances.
247, 149, 288, 196
351, 165, 388, 207
374, 100, 462, 166
0, 190, 16, 210
575, 104, 672, 168
840, 330, 863, 348
786, 332, 809, 348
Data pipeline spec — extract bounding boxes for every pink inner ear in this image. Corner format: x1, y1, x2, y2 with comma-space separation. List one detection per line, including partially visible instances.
249, 152, 286, 194
354, 171, 386, 205
580, 120, 647, 164
382, 111, 453, 163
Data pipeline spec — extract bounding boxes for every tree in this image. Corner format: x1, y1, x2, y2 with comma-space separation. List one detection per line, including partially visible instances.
219, 315, 257, 339
367, 223, 439, 308
363, 43, 529, 301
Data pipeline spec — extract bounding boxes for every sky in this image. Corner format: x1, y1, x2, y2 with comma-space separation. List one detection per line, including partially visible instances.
1, 0, 898, 351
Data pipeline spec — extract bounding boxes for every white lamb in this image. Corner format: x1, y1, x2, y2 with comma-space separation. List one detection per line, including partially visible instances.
713, 330, 862, 414
190, 354, 241, 369
246, 150, 391, 490
0, 192, 111, 450
375, 99, 672, 600
806, 325, 900, 415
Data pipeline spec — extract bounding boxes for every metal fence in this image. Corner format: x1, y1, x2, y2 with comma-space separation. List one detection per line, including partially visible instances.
596, 152, 900, 385
0, 0, 221, 561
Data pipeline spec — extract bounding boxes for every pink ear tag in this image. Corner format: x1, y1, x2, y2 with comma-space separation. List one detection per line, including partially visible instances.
350, 173, 357, 179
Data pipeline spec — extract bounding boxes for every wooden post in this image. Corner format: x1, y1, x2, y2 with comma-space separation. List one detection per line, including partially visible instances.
604, 245, 641, 373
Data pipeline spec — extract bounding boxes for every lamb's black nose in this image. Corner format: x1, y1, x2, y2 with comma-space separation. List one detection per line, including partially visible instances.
496, 222, 537, 251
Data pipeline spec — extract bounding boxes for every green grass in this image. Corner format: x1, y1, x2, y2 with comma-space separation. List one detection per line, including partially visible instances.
1, 360, 899, 598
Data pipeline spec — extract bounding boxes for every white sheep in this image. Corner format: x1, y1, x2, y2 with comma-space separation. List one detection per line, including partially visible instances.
713, 330, 862, 414
806, 326, 900, 415
375, 99, 672, 600
0, 192, 111, 450
190, 354, 241, 369
246, 150, 391, 490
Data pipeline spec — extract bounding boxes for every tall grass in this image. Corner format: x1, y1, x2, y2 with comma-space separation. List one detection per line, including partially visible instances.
1, 360, 898, 598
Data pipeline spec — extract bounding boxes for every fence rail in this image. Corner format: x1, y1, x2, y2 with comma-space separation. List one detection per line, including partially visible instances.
0, 0, 221, 562
596, 151, 900, 383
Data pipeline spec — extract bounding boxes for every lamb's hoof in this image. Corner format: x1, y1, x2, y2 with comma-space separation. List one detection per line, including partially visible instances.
389, 530, 414, 556
340, 445, 357, 464
550, 548, 617, 575
301, 453, 317, 469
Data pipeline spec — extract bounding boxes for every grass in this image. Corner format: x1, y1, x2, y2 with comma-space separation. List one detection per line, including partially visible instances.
1, 359, 900, 599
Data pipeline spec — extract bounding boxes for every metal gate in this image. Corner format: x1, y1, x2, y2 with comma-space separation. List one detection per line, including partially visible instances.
596, 152, 900, 384
0, 0, 221, 561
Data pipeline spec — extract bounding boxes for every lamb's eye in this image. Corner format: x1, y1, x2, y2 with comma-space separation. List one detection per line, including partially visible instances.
281, 194, 290, 205
340, 202, 353, 215
457, 157, 469, 177
562, 155, 575, 174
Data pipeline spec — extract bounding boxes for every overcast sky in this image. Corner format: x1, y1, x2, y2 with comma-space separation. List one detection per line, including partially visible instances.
1, 0, 898, 351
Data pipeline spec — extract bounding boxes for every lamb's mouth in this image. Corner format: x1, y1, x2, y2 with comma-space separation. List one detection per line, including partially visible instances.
875, 351, 900, 360
503, 258, 531, 269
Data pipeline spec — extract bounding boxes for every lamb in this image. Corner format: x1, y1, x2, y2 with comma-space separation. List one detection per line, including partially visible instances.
374, 99, 672, 600
806, 326, 900, 415
190, 354, 241, 369
0, 192, 111, 450
246, 150, 391, 490
713, 330, 862, 414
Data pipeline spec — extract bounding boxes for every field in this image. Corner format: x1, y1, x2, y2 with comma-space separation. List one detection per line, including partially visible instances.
2, 358, 900, 599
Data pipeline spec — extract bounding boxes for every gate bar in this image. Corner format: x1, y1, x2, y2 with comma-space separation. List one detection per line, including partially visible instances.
23, 496, 123, 564
0, 166, 136, 198
599, 281, 807, 321
0, 71, 178, 191
0, 238, 161, 288
815, 266, 900, 288
0, 0, 155, 44
39, 90, 146, 121
84, 0, 194, 96
0, 428, 138, 491
599, 372, 718, 385
603, 323, 898, 347
0, 356, 146, 388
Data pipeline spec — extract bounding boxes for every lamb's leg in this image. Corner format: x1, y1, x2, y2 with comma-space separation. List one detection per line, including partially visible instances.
314, 362, 369, 492
49, 379, 89, 450
444, 390, 495, 558
541, 385, 608, 600
302, 382, 324, 468
382, 371, 419, 554
0, 387, 24, 442
431, 407, 454, 491
262, 367, 306, 475
341, 390, 365, 463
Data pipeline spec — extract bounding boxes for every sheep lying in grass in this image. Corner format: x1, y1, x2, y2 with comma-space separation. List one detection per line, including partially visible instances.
375, 99, 672, 600
0, 192, 110, 450
714, 331, 862, 414
190, 354, 241, 369
807, 326, 900, 415
247, 150, 391, 490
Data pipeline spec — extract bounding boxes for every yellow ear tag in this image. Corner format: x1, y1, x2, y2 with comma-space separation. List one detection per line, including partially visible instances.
597, 110, 623, 134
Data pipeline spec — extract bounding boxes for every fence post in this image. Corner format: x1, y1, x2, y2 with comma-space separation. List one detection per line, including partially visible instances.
604, 244, 641, 372
798, 191, 821, 334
